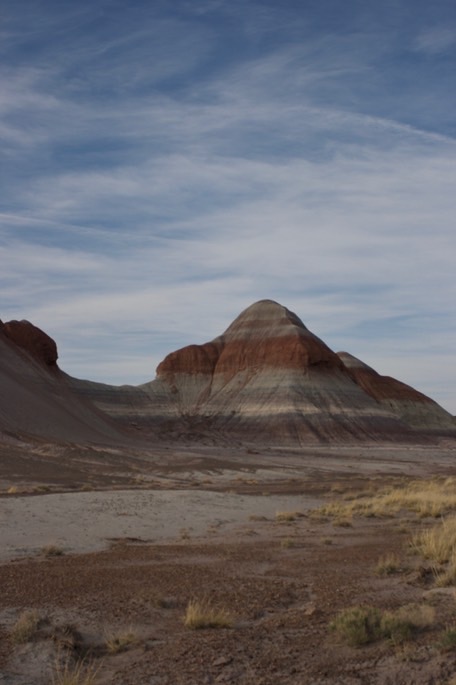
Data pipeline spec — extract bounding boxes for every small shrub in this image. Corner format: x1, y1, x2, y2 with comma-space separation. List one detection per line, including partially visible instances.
281, 538, 296, 549
10, 609, 40, 644
33, 485, 52, 493
51, 623, 82, 651
7, 486, 19, 494
104, 629, 137, 654
276, 511, 298, 522
330, 606, 382, 646
332, 517, 352, 528
380, 612, 414, 644
375, 553, 401, 576
438, 627, 456, 651
395, 603, 435, 631
316, 478, 456, 521
183, 599, 233, 629
330, 604, 434, 647
42, 544, 64, 558
412, 517, 456, 564
51, 657, 99, 685
435, 551, 456, 587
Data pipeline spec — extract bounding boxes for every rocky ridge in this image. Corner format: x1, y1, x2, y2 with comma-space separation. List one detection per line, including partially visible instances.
1, 300, 454, 447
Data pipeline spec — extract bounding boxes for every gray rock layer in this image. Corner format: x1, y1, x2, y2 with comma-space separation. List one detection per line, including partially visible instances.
1, 301, 455, 447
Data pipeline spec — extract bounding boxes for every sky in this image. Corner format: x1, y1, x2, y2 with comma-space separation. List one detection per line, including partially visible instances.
1, 0, 455, 413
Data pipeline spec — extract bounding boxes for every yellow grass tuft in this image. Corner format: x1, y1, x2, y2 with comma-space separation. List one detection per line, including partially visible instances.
183, 599, 233, 629
42, 544, 64, 558
375, 553, 401, 576
330, 603, 434, 647
275, 511, 299, 522
330, 606, 382, 646
10, 609, 40, 644
332, 517, 352, 528
412, 516, 456, 564
438, 626, 456, 652
317, 478, 456, 521
51, 657, 99, 685
104, 629, 137, 654
281, 537, 296, 548
434, 550, 456, 587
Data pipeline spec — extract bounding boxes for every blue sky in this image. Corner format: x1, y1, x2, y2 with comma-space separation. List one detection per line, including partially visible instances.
1, 0, 455, 412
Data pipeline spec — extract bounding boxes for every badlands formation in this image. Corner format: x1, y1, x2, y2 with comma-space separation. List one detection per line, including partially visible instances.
0, 299, 454, 450
2, 301, 456, 685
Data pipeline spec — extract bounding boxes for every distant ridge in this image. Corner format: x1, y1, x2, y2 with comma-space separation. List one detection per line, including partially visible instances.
1, 301, 455, 448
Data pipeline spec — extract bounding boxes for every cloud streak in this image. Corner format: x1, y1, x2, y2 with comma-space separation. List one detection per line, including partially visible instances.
1, 0, 455, 412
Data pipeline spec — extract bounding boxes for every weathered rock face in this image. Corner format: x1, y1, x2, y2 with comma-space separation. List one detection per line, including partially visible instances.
0, 320, 129, 444
2, 320, 58, 367
157, 300, 344, 383
338, 352, 455, 431
1, 300, 454, 447
135, 300, 453, 444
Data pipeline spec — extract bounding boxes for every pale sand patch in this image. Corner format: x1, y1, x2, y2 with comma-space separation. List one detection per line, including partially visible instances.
0, 490, 320, 560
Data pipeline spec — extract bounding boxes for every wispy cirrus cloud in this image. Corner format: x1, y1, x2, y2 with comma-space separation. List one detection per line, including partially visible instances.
414, 27, 456, 54
1, 0, 455, 411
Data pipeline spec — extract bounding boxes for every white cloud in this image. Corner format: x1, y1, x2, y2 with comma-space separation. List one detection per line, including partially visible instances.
1, 3, 455, 412
415, 27, 456, 54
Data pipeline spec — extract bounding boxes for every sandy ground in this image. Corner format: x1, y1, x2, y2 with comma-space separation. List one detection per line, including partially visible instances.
2, 443, 456, 684
0, 490, 321, 561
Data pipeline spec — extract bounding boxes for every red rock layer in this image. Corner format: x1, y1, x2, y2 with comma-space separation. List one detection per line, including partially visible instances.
337, 352, 432, 404
337, 352, 455, 431
0, 321, 131, 444
1, 301, 454, 447
2, 320, 58, 367
157, 300, 344, 385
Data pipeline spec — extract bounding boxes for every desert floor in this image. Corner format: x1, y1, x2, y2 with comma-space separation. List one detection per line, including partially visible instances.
1, 443, 456, 684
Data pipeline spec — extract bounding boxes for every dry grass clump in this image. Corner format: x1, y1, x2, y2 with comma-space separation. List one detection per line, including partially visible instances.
281, 537, 296, 548
104, 629, 137, 654
183, 599, 233, 629
51, 657, 99, 685
332, 517, 352, 528
318, 478, 456, 520
330, 603, 434, 647
42, 544, 64, 558
435, 553, 456, 587
412, 517, 456, 564
276, 511, 300, 522
401, 603, 435, 628
410, 516, 456, 587
375, 553, 402, 576
10, 609, 40, 644
7, 485, 19, 494
330, 606, 383, 646
33, 485, 52, 493
438, 627, 456, 652
80, 484, 93, 492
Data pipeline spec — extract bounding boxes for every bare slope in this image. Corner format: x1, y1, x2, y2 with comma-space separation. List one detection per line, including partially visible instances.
339, 351, 455, 431
0, 320, 129, 445
136, 300, 446, 444
1, 301, 454, 447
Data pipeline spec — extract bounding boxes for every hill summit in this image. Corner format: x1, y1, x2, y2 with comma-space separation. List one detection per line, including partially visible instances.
1, 300, 454, 447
